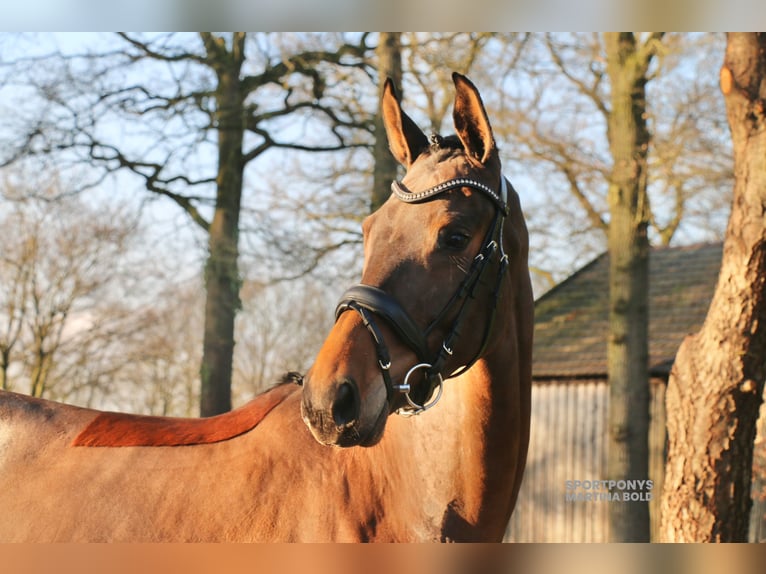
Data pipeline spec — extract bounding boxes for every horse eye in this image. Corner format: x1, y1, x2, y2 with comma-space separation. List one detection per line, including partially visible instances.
440, 230, 471, 251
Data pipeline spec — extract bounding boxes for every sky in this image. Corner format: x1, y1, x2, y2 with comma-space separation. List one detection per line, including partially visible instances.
0, 31, 738, 297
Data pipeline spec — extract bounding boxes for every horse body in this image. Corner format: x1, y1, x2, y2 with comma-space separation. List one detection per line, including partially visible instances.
0, 388, 386, 542
0, 73, 532, 542
0, 371, 519, 542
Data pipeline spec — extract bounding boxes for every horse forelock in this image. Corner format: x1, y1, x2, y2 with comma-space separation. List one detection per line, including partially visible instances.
430, 133, 460, 148
71, 382, 298, 448
419, 134, 500, 175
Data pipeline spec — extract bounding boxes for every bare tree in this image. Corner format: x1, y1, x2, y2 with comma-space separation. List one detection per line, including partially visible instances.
113, 279, 205, 417
232, 277, 334, 402
219, 34, 532, 288
661, 32, 766, 542
1, 33, 373, 415
0, 179, 147, 402
602, 32, 666, 543
494, 33, 731, 286
402, 33, 499, 133
486, 33, 737, 541
0, 219, 30, 391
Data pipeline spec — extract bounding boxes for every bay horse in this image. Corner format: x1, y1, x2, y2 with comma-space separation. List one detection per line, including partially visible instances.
0, 73, 532, 542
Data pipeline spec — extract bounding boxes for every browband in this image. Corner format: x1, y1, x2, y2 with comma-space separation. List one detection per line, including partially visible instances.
391, 176, 509, 215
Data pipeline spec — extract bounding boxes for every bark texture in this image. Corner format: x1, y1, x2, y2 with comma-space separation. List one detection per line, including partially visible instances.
661, 32, 766, 542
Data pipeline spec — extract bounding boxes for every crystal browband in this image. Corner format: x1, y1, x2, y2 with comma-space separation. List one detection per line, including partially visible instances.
391, 176, 509, 215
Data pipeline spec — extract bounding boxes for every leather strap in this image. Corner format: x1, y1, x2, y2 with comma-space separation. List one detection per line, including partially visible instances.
336, 285, 430, 363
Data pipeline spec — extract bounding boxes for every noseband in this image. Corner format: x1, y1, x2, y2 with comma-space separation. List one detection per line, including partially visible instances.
335, 175, 511, 415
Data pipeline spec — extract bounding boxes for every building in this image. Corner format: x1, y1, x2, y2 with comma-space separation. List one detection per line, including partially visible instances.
503, 242, 754, 542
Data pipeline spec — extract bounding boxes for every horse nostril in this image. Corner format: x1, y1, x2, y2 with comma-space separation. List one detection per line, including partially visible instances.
332, 381, 359, 427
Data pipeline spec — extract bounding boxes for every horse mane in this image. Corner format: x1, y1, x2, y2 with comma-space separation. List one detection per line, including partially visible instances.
429, 133, 462, 150
72, 378, 300, 448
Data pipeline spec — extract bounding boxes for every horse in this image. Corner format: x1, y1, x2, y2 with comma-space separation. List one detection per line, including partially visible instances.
0, 73, 532, 542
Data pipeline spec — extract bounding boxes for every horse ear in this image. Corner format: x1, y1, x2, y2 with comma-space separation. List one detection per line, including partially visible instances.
381, 78, 428, 168
452, 72, 496, 165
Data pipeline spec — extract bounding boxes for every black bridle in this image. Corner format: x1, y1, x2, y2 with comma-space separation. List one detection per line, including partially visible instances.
335, 174, 511, 415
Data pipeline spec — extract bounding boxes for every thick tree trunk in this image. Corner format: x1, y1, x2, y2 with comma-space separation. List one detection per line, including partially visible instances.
371, 33, 402, 212
604, 32, 654, 542
660, 32, 766, 542
200, 37, 246, 417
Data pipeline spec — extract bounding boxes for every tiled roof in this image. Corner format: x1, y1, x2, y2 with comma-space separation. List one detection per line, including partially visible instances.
532, 243, 723, 379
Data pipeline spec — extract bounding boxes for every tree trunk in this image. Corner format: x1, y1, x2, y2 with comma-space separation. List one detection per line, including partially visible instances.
200, 36, 246, 416
371, 33, 402, 212
29, 348, 50, 398
0, 352, 8, 391
660, 32, 766, 542
604, 32, 654, 542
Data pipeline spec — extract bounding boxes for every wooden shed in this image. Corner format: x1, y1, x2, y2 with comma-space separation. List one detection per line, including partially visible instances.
504, 243, 731, 542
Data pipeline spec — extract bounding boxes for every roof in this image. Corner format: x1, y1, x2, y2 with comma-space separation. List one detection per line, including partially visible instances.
532, 242, 723, 379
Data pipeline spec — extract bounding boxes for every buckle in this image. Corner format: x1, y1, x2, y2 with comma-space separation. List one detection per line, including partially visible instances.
395, 363, 444, 416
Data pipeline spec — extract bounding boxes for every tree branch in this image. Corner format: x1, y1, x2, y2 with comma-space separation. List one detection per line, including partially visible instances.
545, 33, 610, 120
87, 141, 212, 232
117, 33, 206, 64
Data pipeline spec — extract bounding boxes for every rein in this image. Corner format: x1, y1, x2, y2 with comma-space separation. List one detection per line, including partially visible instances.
335, 175, 510, 415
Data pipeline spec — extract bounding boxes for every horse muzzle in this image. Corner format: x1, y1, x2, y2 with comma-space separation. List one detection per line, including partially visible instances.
300, 376, 388, 447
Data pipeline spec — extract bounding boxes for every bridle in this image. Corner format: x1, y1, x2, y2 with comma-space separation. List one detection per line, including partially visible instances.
335, 173, 511, 416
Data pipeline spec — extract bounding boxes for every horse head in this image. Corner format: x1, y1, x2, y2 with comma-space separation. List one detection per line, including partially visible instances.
301, 73, 515, 447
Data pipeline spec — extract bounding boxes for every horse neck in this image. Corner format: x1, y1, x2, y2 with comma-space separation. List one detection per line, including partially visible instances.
355, 215, 531, 540
377, 345, 521, 540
